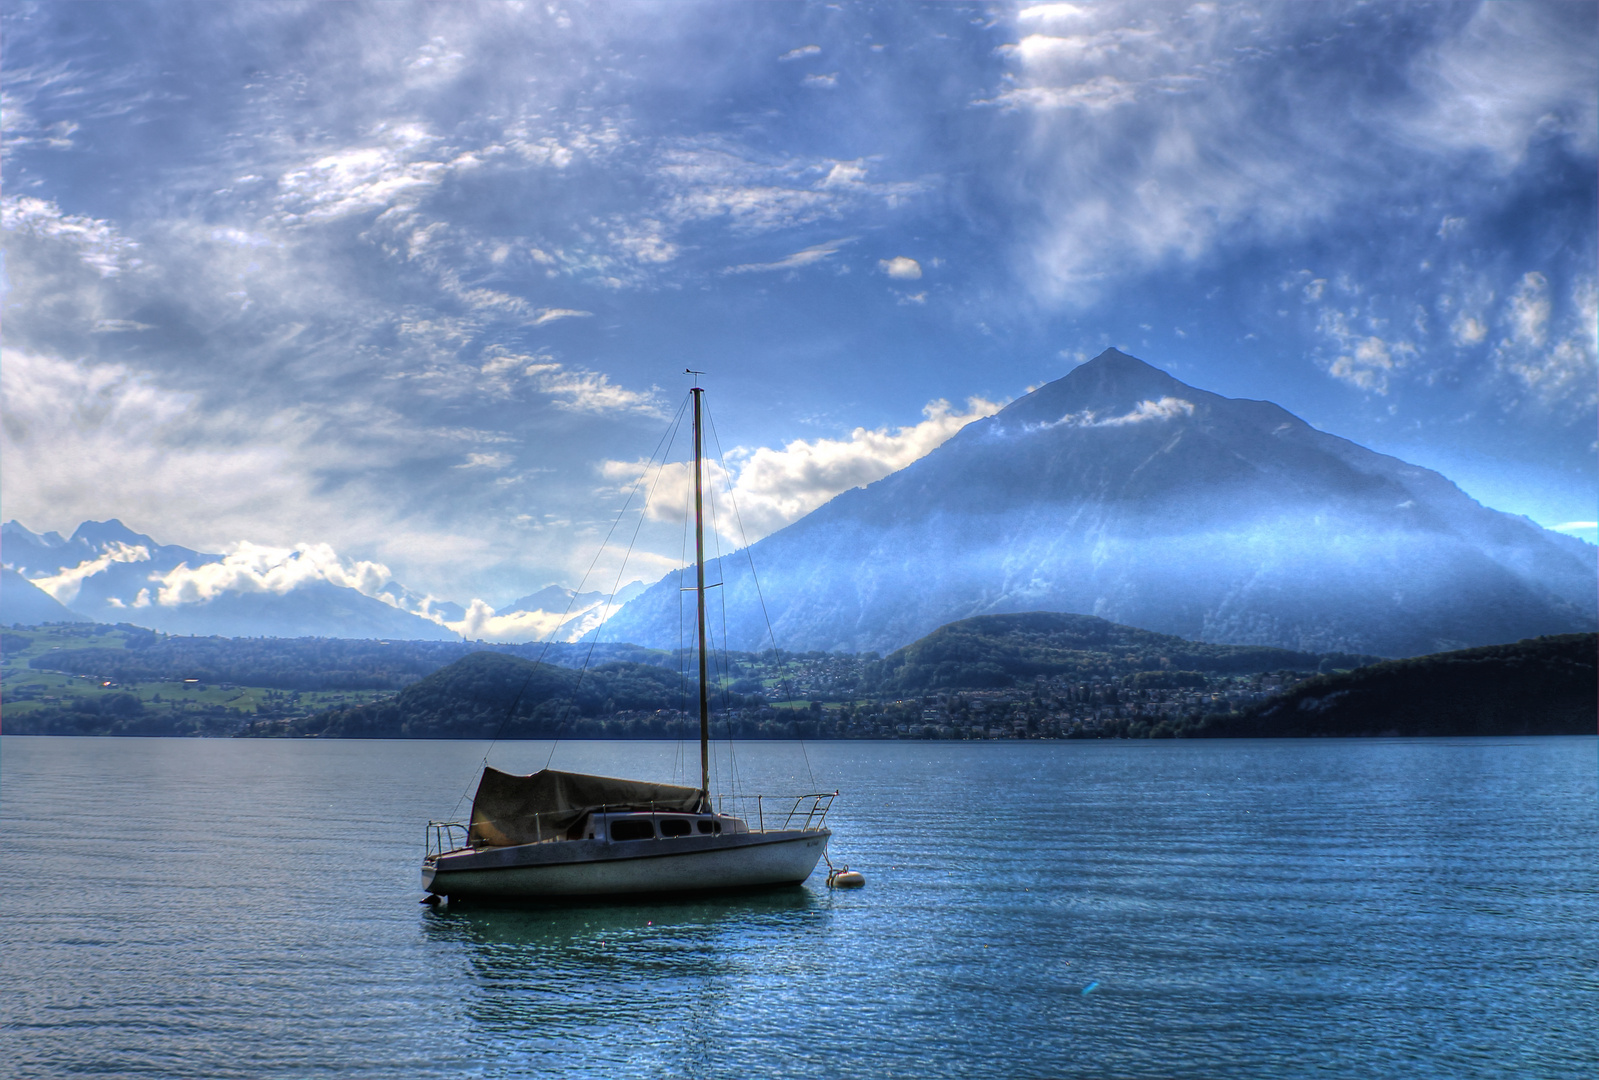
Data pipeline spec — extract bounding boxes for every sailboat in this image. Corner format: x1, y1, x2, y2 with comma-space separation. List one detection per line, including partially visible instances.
422, 379, 835, 901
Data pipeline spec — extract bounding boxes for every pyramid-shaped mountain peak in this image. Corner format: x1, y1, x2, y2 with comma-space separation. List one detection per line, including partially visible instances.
999, 348, 1206, 430
604, 349, 1595, 657
1081, 346, 1152, 371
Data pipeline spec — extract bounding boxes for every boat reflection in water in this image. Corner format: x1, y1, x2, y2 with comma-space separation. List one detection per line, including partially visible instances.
419, 889, 834, 1073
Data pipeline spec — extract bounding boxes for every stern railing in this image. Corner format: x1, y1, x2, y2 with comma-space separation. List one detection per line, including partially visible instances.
425, 820, 469, 861
740, 790, 836, 834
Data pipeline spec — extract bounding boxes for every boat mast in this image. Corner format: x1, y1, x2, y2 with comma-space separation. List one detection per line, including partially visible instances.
690, 379, 710, 798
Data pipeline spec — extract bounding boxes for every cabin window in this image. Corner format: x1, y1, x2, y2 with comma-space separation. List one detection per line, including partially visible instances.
609, 819, 655, 841
659, 818, 692, 838
697, 820, 722, 835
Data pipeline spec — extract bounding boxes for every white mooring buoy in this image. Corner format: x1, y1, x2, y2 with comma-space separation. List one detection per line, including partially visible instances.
828, 867, 865, 889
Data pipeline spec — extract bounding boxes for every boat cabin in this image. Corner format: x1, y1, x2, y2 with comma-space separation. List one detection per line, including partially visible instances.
581, 811, 749, 843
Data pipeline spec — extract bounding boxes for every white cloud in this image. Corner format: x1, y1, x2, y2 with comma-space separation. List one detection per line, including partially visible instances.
1405, 2, 1599, 165
1451, 313, 1488, 347
1329, 337, 1397, 394
1493, 274, 1598, 412
1016, 4, 1095, 30
523, 361, 663, 415
445, 598, 563, 642
1507, 272, 1550, 346
1314, 306, 1417, 394
990, 4, 1598, 303
605, 396, 1005, 542
1042, 396, 1195, 429
778, 45, 821, 62
879, 256, 922, 280
802, 73, 839, 89
405, 36, 467, 85
152, 541, 393, 606
656, 145, 923, 235
991, 71, 1138, 111
274, 124, 453, 223
820, 161, 868, 188
532, 307, 594, 326
726, 238, 852, 274
441, 592, 627, 643
0, 349, 479, 592
725, 396, 1003, 537
26, 543, 151, 605
455, 452, 513, 469
2, 196, 141, 277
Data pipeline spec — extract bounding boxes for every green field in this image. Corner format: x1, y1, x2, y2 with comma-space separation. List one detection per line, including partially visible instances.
3, 624, 396, 734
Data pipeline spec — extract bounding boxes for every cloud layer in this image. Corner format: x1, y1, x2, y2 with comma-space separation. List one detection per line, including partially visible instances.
604, 395, 1004, 544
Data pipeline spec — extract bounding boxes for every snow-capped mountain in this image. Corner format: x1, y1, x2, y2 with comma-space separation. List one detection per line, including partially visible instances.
1, 519, 457, 639
1, 518, 647, 643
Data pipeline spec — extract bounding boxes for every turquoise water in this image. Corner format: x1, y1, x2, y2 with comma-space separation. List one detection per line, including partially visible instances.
2, 736, 1595, 1078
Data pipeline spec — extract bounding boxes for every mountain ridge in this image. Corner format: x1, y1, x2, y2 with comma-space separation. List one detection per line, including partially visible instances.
601, 349, 1595, 656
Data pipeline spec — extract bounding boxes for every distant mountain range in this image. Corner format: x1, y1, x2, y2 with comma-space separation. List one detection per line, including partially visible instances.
506, 582, 651, 641
0, 519, 640, 642
7, 350, 1592, 654
603, 349, 1596, 657
0, 520, 457, 640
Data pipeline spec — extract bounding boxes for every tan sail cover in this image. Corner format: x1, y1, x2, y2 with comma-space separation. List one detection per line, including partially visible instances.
468, 767, 706, 847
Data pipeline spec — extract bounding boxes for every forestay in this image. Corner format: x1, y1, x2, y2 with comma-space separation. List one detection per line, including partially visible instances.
468, 767, 706, 847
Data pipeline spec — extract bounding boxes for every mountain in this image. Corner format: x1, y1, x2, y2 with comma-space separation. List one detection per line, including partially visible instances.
298, 651, 689, 739
865, 612, 1380, 693
1, 567, 92, 626
603, 349, 1597, 657
1, 519, 457, 640
1193, 634, 1596, 737
495, 580, 649, 642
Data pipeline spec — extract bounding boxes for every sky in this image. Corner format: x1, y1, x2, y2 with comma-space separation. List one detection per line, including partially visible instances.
3, 0, 1595, 622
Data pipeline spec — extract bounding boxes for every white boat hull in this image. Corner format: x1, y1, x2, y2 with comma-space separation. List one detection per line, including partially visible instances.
424, 829, 830, 900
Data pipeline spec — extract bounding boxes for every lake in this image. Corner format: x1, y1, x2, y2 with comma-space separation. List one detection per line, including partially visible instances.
2, 735, 1595, 1078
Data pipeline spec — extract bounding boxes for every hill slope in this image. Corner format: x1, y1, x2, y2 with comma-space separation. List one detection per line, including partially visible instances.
865, 611, 1378, 692
2, 567, 91, 626
1195, 634, 1596, 737
302, 652, 695, 739
604, 349, 1595, 656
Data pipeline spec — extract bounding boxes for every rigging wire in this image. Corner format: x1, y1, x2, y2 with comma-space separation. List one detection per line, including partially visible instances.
702, 449, 743, 808
542, 396, 693, 772
444, 393, 690, 821
675, 431, 694, 786
703, 398, 817, 791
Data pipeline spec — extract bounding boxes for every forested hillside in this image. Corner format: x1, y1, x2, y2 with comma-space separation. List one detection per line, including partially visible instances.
863, 612, 1378, 692
24, 631, 674, 690
1186, 634, 1596, 737
305, 653, 708, 739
